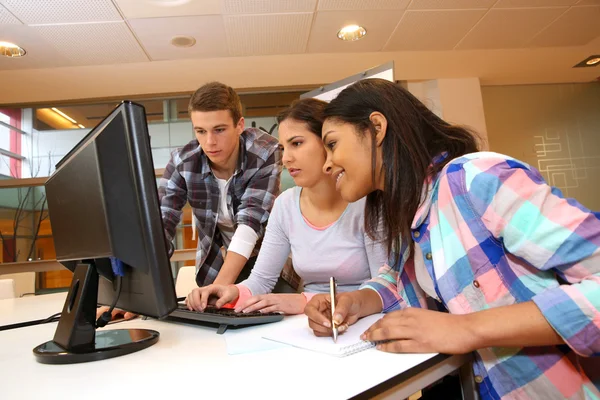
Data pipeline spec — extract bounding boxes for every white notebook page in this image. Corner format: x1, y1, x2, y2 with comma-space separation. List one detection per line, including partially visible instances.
262, 314, 384, 357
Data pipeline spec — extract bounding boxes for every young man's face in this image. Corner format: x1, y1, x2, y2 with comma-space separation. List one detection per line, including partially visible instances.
191, 110, 244, 169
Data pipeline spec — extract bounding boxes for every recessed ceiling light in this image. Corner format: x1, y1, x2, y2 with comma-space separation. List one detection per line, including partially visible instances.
573, 55, 600, 68
337, 25, 367, 42
0, 41, 26, 58
586, 57, 600, 66
171, 35, 196, 48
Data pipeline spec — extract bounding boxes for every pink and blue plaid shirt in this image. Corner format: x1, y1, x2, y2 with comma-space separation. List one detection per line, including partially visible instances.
362, 152, 600, 400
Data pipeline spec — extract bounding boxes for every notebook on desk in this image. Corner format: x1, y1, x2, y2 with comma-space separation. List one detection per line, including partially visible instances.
262, 313, 384, 357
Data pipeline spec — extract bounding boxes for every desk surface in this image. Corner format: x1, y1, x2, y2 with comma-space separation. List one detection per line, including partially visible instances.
0, 316, 440, 400
0, 292, 66, 328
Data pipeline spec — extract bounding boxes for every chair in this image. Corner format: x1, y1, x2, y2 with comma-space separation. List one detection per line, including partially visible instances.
175, 266, 197, 298
0, 278, 16, 300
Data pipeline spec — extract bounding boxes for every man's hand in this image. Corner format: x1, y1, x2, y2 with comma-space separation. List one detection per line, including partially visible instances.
186, 284, 240, 311
95, 307, 137, 322
235, 294, 306, 315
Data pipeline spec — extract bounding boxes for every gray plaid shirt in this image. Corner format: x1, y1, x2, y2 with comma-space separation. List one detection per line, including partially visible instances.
158, 128, 282, 286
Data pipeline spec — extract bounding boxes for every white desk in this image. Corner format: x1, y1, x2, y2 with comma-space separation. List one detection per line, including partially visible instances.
0, 292, 67, 330
0, 316, 476, 400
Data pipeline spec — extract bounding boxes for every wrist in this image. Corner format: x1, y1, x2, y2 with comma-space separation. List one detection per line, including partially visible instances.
354, 289, 383, 317
460, 312, 482, 352
230, 284, 243, 301
299, 293, 309, 305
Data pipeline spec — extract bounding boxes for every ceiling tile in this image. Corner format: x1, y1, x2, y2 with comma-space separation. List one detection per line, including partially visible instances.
408, 0, 495, 9
225, 13, 312, 56
0, 25, 73, 70
318, 0, 410, 10
31, 22, 148, 66
528, 6, 600, 47
0, 3, 20, 24
308, 9, 404, 53
456, 7, 567, 49
385, 9, 486, 51
222, 0, 317, 14
494, 0, 579, 7
113, 0, 220, 18
1, 0, 122, 24
129, 16, 228, 60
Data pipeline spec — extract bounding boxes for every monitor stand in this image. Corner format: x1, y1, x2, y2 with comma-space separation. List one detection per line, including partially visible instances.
33, 263, 159, 364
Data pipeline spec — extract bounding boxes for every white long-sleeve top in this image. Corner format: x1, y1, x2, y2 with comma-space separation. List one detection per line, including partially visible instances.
238, 186, 388, 296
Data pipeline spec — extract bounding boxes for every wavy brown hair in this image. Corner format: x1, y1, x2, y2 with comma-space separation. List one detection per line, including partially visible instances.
277, 98, 328, 137
323, 79, 479, 257
189, 82, 243, 124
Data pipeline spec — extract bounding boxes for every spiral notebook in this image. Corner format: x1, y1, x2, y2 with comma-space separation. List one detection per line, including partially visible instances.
262, 313, 384, 357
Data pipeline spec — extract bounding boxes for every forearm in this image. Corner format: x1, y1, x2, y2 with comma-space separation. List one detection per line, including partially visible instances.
465, 301, 564, 350
354, 289, 384, 318
213, 251, 248, 285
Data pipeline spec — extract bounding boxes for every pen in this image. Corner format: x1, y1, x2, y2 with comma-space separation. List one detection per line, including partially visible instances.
329, 276, 338, 343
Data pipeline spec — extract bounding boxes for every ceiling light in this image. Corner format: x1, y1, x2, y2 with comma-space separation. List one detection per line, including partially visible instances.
337, 25, 367, 42
573, 55, 600, 68
78, 124, 86, 129
171, 35, 196, 48
0, 41, 26, 58
51, 108, 79, 126
586, 57, 600, 66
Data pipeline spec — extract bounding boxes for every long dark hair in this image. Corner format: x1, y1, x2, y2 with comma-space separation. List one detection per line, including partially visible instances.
277, 98, 327, 137
323, 79, 479, 257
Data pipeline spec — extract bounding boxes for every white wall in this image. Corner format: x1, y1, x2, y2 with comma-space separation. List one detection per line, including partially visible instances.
407, 80, 443, 118
407, 78, 489, 149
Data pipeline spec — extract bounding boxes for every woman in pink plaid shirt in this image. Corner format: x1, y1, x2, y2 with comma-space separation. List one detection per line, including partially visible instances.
305, 79, 599, 400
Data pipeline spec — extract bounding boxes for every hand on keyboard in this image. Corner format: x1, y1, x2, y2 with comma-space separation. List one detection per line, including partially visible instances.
186, 284, 240, 311
235, 293, 306, 315
176, 303, 279, 317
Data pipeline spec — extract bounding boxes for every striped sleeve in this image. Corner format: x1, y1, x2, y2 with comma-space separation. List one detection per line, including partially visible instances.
462, 156, 600, 357
157, 149, 187, 252
360, 261, 402, 312
360, 240, 426, 312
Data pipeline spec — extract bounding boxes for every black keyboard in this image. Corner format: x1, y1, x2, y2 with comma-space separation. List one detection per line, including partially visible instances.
166, 303, 284, 334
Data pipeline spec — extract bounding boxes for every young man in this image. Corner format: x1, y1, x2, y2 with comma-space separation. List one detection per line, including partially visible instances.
159, 82, 282, 287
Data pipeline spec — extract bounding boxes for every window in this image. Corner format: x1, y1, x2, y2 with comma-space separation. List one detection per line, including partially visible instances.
0, 109, 23, 178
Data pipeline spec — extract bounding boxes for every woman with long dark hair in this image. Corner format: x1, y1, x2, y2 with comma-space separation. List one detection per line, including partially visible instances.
305, 79, 599, 399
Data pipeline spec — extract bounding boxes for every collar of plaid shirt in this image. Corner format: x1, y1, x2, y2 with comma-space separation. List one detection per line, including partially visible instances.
193, 138, 248, 180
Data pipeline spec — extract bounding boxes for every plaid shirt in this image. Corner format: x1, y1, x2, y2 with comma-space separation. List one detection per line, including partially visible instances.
158, 128, 282, 286
362, 152, 600, 400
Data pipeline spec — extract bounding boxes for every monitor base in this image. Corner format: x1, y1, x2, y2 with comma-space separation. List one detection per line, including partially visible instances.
33, 328, 159, 364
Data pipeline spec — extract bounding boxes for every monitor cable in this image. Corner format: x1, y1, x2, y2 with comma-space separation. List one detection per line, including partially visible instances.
95, 275, 123, 328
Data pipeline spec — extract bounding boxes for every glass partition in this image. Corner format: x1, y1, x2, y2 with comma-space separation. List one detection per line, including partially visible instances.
0, 88, 311, 290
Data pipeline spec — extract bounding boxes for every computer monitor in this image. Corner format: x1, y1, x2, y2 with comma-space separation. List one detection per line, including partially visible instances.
33, 101, 177, 364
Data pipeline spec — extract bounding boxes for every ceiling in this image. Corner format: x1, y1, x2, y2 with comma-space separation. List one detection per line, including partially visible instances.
0, 0, 599, 105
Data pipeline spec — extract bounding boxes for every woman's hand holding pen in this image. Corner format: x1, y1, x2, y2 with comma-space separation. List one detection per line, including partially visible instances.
186, 284, 239, 311
304, 290, 379, 337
